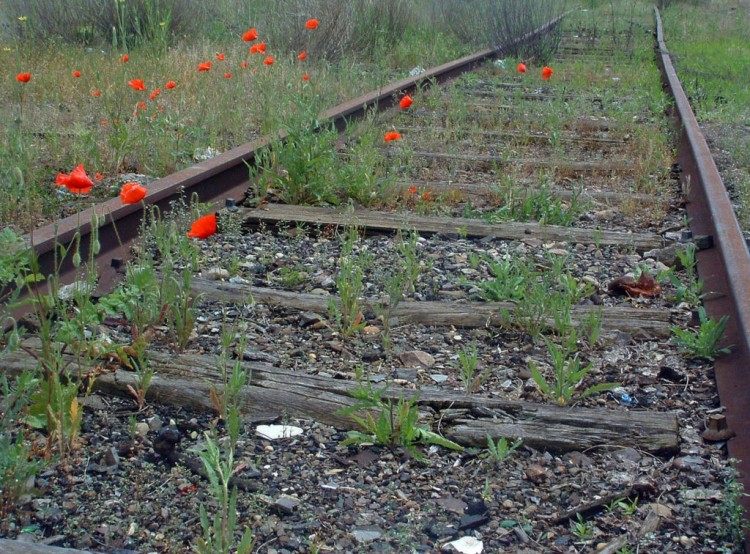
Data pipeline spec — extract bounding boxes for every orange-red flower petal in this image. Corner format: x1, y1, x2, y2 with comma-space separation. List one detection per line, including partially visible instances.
187, 214, 217, 239
305, 19, 319, 30
55, 164, 94, 195
128, 78, 146, 91
298, 51, 307, 61
541, 66, 553, 80
216, 53, 225, 61
72, 70, 81, 78
302, 73, 310, 81
165, 80, 176, 89
121, 54, 129, 63
92, 90, 101, 97
120, 182, 147, 204
242, 28, 258, 42
517, 63, 527, 73
250, 42, 267, 54
198, 61, 212, 72
384, 131, 402, 142
16, 72, 31, 83
263, 56, 274, 66
399, 95, 413, 109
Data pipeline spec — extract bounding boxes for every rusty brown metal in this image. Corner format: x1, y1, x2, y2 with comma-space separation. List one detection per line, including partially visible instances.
655, 7, 750, 542
20, 14, 566, 306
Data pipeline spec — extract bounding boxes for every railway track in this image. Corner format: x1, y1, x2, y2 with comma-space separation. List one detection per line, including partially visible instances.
4, 5, 750, 553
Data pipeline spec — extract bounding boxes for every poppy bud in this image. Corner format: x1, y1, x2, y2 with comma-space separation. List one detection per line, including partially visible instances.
72, 251, 82, 268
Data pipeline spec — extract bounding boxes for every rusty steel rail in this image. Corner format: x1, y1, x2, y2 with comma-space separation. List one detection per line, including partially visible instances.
655, 6, 750, 540
20, 15, 565, 302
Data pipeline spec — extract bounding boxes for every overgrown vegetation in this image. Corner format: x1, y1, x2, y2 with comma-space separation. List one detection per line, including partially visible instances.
339, 367, 463, 461
661, 0, 750, 233
472, 253, 597, 340
433, 0, 565, 59
1, 0, 469, 230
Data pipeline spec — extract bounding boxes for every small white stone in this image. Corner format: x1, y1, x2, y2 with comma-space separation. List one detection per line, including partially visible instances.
134, 422, 150, 437
443, 536, 483, 554
256, 424, 304, 440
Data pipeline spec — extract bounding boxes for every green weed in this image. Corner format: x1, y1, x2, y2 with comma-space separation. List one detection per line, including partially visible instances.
328, 228, 369, 338
570, 513, 594, 541
485, 435, 522, 464
671, 306, 731, 361
529, 335, 618, 406
0, 371, 45, 518
338, 367, 463, 462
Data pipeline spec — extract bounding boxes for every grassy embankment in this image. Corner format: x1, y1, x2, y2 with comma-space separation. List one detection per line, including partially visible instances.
661, 0, 750, 233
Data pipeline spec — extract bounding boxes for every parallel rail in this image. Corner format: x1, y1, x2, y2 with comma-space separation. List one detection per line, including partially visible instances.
655, 7, 750, 542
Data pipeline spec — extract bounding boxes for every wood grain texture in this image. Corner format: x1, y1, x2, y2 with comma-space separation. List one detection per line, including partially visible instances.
4, 343, 679, 455
190, 278, 673, 338
239, 204, 665, 251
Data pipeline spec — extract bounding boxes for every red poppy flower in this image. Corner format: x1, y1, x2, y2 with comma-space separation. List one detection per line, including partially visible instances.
101, 120, 108, 125
94, 172, 103, 181
399, 95, 413, 109
422, 192, 431, 201
224, 72, 232, 78
263, 56, 274, 66
198, 61, 212, 72
150, 88, 161, 100
305, 19, 319, 30
384, 131, 402, 142
137, 101, 147, 111
187, 214, 217, 239
120, 182, 147, 204
16, 72, 31, 83
128, 79, 146, 91
72, 70, 81, 78
55, 164, 94, 195
165, 80, 176, 89
408, 186, 417, 194
92, 90, 101, 97
517, 63, 527, 73
216, 53, 225, 61
121, 54, 129, 63
250, 42, 266, 54
302, 73, 310, 81
298, 51, 307, 61
241, 61, 249, 68
541, 66, 553, 80
242, 28, 258, 42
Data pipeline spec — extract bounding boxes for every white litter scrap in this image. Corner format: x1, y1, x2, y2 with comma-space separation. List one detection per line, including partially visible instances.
255, 424, 304, 440
443, 536, 484, 554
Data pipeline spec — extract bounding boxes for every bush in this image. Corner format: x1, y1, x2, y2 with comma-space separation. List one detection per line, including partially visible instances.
6, 0, 419, 59
433, 0, 565, 59
4, 0, 203, 48
210, 0, 417, 61
487, 0, 565, 60
431, 0, 493, 47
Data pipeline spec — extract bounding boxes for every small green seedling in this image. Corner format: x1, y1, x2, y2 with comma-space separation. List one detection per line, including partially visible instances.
485, 435, 522, 463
